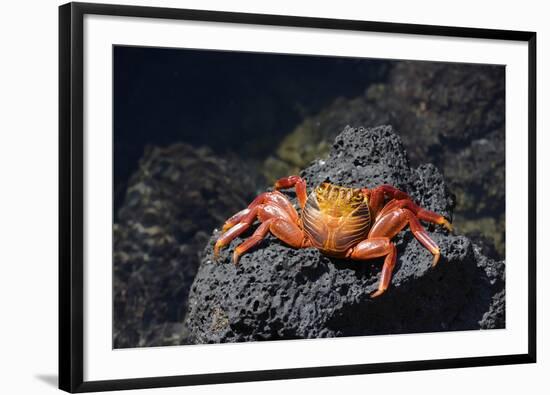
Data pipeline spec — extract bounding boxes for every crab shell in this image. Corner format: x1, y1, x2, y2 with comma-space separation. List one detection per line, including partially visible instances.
302, 182, 371, 257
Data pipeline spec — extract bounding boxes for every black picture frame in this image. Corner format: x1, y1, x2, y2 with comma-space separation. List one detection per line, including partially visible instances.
59, 2, 537, 392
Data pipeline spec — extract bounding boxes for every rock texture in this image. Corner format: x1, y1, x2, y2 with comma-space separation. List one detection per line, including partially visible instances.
263, 61, 505, 259
113, 143, 257, 347
185, 126, 505, 343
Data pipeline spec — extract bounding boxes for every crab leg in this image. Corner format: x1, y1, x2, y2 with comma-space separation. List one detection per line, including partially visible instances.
364, 185, 452, 231
274, 175, 308, 209
348, 205, 443, 297
215, 191, 303, 259
415, 207, 453, 231
233, 217, 309, 264
270, 218, 309, 248
221, 208, 251, 232
214, 205, 259, 257
220, 192, 270, 232
369, 207, 441, 266
363, 185, 411, 218
405, 210, 442, 266
232, 218, 274, 264
368, 206, 409, 238
373, 184, 412, 200
376, 198, 452, 231
347, 238, 397, 298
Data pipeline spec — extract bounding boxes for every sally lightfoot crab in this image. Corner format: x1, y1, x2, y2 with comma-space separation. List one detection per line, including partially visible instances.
214, 176, 452, 297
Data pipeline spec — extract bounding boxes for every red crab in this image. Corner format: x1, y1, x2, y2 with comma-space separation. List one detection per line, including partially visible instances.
214, 176, 452, 297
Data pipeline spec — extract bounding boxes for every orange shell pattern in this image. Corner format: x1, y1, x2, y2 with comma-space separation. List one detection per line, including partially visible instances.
302, 183, 371, 256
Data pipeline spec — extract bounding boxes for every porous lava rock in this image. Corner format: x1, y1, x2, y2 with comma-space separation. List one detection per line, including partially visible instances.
113, 143, 257, 347
184, 125, 505, 343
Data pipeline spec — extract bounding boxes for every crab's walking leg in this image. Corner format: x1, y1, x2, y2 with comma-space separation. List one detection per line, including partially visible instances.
364, 185, 452, 231
232, 218, 274, 264
369, 207, 442, 266
415, 207, 453, 231
405, 210, 442, 266
363, 185, 410, 218
270, 218, 309, 248
274, 175, 308, 209
373, 184, 412, 200
347, 238, 397, 298
214, 205, 258, 257
377, 198, 452, 232
216, 190, 303, 260
233, 218, 309, 264
220, 192, 270, 232
349, 206, 443, 297
221, 208, 251, 232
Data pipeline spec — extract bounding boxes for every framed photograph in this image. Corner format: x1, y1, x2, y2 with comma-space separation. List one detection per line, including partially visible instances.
59, 2, 536, 392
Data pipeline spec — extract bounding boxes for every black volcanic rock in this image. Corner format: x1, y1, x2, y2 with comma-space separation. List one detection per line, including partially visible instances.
113, 143, 257, 348
184, 125, 505, 343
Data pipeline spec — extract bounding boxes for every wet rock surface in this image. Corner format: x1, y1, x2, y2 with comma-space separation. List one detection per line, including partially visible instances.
113, 143, 257, 347
264, 62, 505, 259
184, 126, 505, 343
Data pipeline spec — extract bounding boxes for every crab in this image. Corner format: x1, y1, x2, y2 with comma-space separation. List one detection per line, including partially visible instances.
214, 175, 452, 297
